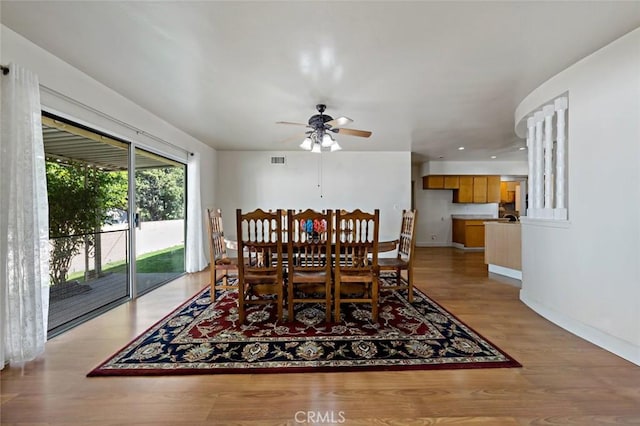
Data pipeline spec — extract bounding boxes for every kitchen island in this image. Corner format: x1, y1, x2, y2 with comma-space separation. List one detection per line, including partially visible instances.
484, 221, 522, 280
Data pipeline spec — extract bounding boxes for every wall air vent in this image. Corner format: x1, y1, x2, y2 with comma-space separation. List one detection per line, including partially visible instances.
270, 156, 286, 165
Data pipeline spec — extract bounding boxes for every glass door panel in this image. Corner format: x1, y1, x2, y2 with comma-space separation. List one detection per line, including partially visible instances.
133, 148, 186, 295
42, 115, 130, 336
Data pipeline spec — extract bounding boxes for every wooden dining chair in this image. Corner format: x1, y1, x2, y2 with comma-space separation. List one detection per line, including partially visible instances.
378, 209, 418, 302
268, 209, 290, 243
286, 209, 333, 323
333, 209, 380, 323
207, 208, 238, 300
235, 208, 285, 323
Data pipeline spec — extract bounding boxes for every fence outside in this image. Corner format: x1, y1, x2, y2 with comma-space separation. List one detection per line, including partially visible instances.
66, 219, 184, 275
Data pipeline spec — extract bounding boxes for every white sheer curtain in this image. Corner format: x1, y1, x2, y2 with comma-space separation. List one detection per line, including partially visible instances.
185, 152, 208, 273
0, 63, 50, 369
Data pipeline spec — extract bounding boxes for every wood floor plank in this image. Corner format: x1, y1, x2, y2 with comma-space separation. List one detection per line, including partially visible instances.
1, 247, 639, 425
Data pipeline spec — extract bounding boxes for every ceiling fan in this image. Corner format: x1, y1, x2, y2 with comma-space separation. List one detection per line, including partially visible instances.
277, 104, 372, 152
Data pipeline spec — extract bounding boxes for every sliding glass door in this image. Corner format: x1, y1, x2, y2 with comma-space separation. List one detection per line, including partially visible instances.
133, 148, 186, 296
43, 114, 187, 336
43, 116, 131, 334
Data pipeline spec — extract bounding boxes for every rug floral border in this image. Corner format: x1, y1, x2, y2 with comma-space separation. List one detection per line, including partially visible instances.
88, 277, 521, 376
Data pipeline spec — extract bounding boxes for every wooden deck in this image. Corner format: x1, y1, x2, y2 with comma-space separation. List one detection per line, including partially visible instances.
48, 271, 183, 331
2, 247, 640, 425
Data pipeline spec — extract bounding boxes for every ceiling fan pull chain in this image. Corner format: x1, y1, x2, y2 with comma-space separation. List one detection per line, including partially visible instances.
318, 153, 324, 198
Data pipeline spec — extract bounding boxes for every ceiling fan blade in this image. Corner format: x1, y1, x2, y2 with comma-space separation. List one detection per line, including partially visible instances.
276, 121, 309, 127
325, 116, 353, 127
335, 128, 372, 138
279, 132, 308, 143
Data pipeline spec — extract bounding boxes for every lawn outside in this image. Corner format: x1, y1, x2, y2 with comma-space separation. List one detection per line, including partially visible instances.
63, 219, 184, 283
67, 245, 185, 282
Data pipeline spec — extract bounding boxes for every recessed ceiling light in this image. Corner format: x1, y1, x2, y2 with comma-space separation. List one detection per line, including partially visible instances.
458, 146, 465, 150
519, 147, 526, 151
491, 155, 497, 159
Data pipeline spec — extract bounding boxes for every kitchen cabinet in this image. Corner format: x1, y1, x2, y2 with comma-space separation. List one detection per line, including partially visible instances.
452, 219, 486, 247
473, 176, 487, 203
452, 218, 467, 245
422, 175, 444, 189
500, 181, 518, 203
453, 176, 474, 203
487, 176, 501, 203
454, 175, 500, 204
452, 217, 508, 248
443, 175, 460, 189
500, 182, 511, 202
424, 174, 501, 204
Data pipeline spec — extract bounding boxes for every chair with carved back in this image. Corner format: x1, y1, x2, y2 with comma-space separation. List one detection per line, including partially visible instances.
286, 209, 333, 323
207, 208, 238, 300
268, 209, 290, 242
378, 209, 418, 302
333, 209, 380, 323
235, 208, 285, 323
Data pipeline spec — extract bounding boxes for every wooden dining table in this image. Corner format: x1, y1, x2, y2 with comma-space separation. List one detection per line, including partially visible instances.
224, 238, 398, 253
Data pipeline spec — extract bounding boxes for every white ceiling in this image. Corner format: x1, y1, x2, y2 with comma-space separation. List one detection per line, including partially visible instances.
2, 1, 640, 162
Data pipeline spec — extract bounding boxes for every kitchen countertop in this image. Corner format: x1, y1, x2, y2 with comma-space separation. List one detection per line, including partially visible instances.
451, 215, 500, 220
485, 221, 521, 225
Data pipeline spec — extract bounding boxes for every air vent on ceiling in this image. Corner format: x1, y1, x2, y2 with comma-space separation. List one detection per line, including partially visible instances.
270, 156, 286, 165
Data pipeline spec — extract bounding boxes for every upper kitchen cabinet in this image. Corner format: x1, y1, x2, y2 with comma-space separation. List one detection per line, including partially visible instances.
473, 176, 488, 203
452, 175, 500, 203
453, 176, 474, 203
424, 174, 500, 204
443, 175, 460, 189
487, 176, 501, 203
422, 175, 444, 189
423, 175, 462, 190
500, 181, 518, 203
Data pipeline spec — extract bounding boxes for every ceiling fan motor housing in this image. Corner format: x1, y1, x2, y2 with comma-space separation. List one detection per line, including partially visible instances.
309, 105, 333, 131
277, 103, 370, 140
308, 113, 334, 129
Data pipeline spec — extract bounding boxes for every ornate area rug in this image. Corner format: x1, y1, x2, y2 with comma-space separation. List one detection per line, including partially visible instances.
88, 276, 520, 376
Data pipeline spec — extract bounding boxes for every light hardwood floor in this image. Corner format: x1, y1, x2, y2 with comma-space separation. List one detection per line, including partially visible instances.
2, 247, 639, 425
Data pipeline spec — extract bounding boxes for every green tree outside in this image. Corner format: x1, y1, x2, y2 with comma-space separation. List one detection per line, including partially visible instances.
47, 162, 127, 285
135, 168, 185, 221
47, 162, 185, 285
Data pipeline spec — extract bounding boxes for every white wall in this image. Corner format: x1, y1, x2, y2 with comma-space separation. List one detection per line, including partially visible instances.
414, 160, 527, 246
216, 151, 411, 245
1, 25, 217, 259
515, 28, 640, 365
426, 161, 528, 176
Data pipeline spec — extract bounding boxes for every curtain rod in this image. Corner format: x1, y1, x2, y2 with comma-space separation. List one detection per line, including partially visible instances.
1, 65, 9, 75
39, 84, 192, 157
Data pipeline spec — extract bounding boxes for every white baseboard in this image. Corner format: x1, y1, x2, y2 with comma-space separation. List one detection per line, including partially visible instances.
451, 242, 484, 251
520, 291, 640, 366
415, 242, 484, 250
488, 264, 522, 280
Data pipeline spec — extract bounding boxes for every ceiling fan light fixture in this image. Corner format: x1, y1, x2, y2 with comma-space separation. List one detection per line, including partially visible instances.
300, 137, 313, 150
321, 133, 334, 147
281, 105, 371, 153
